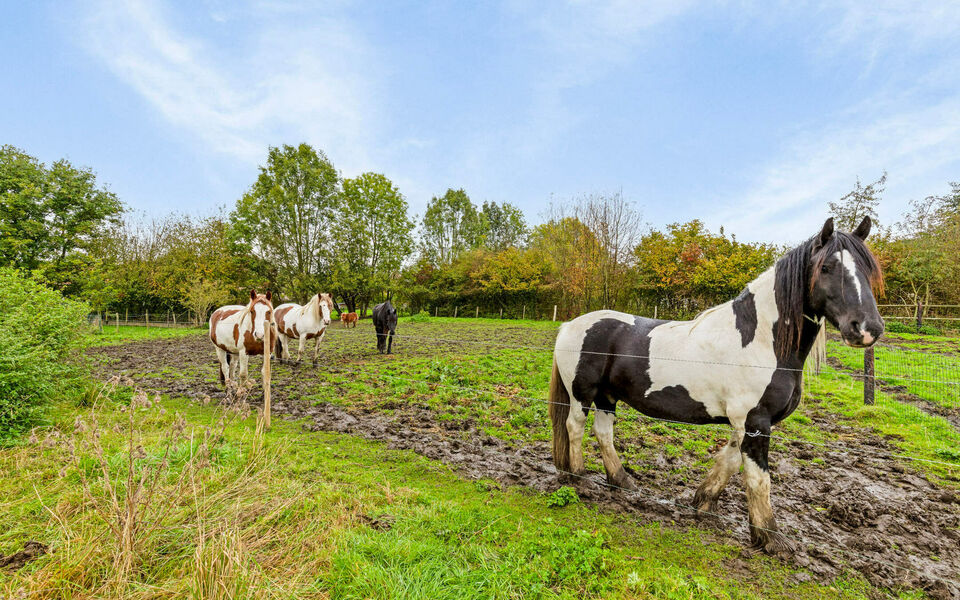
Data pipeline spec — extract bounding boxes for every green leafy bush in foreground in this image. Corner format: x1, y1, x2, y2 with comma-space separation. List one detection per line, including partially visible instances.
0, 268, 89, 438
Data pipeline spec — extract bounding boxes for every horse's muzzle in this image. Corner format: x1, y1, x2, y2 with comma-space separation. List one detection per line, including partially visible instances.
840, 318, 884, 348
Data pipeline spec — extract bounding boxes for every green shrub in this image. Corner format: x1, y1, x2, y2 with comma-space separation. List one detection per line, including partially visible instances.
407, 310, 431, 323
546, 486, 579, 508
885, 321, 910, 334
0, 268, 89, 439
918, 324, 942, 336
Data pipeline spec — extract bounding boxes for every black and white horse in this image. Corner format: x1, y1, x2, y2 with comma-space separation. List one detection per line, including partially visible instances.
372, 300, 398, 354
549, 217, 883, 553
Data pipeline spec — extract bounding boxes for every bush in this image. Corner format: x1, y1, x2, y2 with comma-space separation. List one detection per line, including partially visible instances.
0, 268, 89, 438
918, 324, 942, 336
885, 321, 911, 334
546, 486, 580, 508
406, 310, 431, 323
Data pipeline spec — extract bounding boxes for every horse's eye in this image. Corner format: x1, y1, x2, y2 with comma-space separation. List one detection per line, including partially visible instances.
821, 264, 830, 273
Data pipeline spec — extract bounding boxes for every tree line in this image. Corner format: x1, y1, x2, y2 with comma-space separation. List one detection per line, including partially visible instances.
2, 143, 958, 325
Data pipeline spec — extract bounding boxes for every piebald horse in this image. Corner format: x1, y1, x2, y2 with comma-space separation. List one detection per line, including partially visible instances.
209, 289, 276, 384
274, 293, 334, 365
550, 217, 884, 553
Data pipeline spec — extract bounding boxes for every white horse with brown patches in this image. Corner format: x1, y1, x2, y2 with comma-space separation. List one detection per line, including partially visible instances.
209, 289, 275, 384
274, 292, 334, 365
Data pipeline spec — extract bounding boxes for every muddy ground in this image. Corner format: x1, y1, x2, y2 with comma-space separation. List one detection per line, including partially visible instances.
89, 328, 960, 598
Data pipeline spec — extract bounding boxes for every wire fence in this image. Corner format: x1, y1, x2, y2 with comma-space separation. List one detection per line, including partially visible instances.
89, 316, 960, 590
299, 327, 960, 589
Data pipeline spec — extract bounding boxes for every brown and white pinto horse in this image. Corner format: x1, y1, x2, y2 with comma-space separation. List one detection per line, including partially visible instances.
274, 292, 334, 365
209, 289, 275, 384
340, 312, 358, 328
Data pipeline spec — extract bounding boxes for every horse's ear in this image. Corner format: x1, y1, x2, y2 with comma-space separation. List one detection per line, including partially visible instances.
265, 290, 272, 302
814, 218, 834, 251
249, 288, 257, 301
853, 216, 872, 240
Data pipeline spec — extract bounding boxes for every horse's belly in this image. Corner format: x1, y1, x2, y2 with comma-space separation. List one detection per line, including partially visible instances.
213, 321, 241, 353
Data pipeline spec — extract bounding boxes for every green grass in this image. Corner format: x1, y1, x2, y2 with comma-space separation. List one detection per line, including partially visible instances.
0, 392, 880, 599
828, 340, 960, 409
803, 364, 960, 482
86, 324, 206, 347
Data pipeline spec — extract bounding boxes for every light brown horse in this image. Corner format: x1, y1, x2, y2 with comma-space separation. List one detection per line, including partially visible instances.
340, 312, 358, 328
209, 289, 275, 384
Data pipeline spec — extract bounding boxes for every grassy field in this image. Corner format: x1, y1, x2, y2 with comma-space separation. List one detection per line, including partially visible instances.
0, 392, 873, 599
86, 324, 205, 347
3, 318, 959, 598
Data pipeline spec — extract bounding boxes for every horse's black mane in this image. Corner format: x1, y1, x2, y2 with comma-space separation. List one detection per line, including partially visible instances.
773, 230, 883, 358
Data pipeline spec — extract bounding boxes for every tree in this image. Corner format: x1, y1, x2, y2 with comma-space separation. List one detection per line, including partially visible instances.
183, 277, 231, 325
0, 145, 123, 286
420, 188, 484, 265
632, 220, 778, 317
229, 144, 338, 301
575, 192, 643, 310
479, 201, 527, 250
330, 172, 415, 313
829, 172, 886, 231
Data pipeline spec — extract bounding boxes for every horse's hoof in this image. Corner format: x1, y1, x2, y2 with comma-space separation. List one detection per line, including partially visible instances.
748, 528, 793, 557
608, 468, 637, 491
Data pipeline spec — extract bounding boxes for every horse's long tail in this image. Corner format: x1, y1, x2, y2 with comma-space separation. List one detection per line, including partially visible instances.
549, 357, 571, 471
275, 332, 283, 358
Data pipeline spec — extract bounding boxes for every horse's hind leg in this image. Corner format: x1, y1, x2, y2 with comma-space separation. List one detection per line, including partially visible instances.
593, 407, 637, 491
216, 348, 230, 384
693, 431, 743, 515
565, 396, 588, 475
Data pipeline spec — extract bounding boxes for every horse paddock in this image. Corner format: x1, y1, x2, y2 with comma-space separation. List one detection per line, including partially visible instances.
87, 318, 960, 597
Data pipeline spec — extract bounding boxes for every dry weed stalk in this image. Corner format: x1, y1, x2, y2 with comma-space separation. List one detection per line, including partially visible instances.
62, 376, 244, 585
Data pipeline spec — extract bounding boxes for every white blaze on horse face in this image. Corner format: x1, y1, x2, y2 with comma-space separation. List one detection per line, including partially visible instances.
252, 303, 269, 339
319, 297, 331, 325
839, 249, 862, 303
648, 267, 779, 419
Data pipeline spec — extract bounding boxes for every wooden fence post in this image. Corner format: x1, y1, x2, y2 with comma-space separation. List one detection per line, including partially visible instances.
499, 307, 503, 319
263, 319, 272, 430
435, 306, 438, 317
173, 312, 177, 326
116, 312, 120, 334
475, 306, 479, 318
125, 308, 128, 325
522, 305, 526, 320
864, 347, 875, 405
454, 306, 458, 318
146, 311, 150, 328
552, 305, 557, 322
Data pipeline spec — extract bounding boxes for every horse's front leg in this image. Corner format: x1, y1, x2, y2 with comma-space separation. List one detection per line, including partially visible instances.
312, 331, 324, 366
741, 418, 791, 555
297, 335, 306, 364
694, 430, 744, 515
238, 350, 249, 383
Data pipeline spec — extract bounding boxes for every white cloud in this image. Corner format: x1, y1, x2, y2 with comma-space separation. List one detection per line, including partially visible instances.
81, 0, 376, 170
708, 91, 960, 243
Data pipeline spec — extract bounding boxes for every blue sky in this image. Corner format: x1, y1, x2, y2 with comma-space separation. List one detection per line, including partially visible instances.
3, 1, 960, 243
